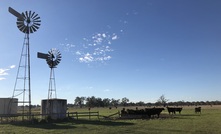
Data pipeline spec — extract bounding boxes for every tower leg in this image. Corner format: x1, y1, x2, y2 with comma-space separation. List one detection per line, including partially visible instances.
12, 33, 32, 120
47, 68, 57, 115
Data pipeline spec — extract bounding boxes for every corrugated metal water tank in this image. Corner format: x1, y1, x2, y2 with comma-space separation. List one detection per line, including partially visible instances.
0, 98, 18, 115
41, 99, 67, 119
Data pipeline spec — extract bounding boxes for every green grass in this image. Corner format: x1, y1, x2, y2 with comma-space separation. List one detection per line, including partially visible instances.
1, 106, 221, 134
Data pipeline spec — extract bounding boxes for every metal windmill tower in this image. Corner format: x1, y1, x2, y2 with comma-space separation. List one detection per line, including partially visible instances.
8, 7, 41, 118
37, 48, 62, 100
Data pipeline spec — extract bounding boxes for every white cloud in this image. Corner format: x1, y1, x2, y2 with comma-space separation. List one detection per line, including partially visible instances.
104, 56, 111, 61
112, 35, 118, 40
79, 53, 94, 63
0, 65, 16, 80
75, 51, 81, 55
10, 65, 16, 69
0, 69, 9, 76
61, 30, 119, 64
0, 77, 6, 80
102, 33, 106, 38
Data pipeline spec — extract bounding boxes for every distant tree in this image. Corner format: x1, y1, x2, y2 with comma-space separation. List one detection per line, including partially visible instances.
121, 97, 129, 106
136, 101, 145, 106
96, 97, 104, 107
103, 98, 111, 107
85, 96, 97, 107
74, 96, 85, 108
157, 94, 168, 107
111, 98, 120, 107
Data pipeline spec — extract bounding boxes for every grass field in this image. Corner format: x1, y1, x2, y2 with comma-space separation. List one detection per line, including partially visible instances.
1, 105, 221, 134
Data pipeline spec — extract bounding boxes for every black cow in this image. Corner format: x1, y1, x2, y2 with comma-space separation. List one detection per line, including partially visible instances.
121, 108, 164, 118
167, 107, 183, 114
145, 108, 165, 118
175, 107, 183, 114
195, 107, 201, 114
167, 107, 176, 114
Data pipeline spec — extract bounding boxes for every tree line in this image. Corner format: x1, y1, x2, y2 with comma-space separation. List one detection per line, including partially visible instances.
71, 95, 221, 108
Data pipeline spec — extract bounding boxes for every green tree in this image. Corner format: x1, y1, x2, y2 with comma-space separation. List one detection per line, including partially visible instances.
111, 98, 120, 107
74, 96, 85, 108
103, 98, 111, 107
86, 96, 97, 107
121, 97, 129, 106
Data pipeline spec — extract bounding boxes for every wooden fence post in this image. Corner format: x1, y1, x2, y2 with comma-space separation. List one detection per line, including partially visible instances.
76, 112, 78, 120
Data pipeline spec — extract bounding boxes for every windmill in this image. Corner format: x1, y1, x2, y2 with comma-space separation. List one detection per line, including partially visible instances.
8, 7, 41, 119
37, 49, 62, 116
37, 48, 61, 99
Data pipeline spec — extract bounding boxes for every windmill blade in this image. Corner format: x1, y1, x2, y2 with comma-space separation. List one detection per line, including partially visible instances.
21, 12, 27, 19
33, 16, 40, 21
37, 52, 48, 59
33, 22, 41, 26
56, 60, 61, 64
8, 7, 24, 20
48, 51, 52, 56
34, 20, 41, 23
17, 24, 26, 32
17, 17, 24, 22
29, 27, 34, 33
31, 26, 37, 32
53, 61, 58, 65
25, 11, 28, 17
23, 27, 29, 34
17, 24, 25, 31
29, 11, 31, 18
33, 14, 38, 19
32, 25, 39, 31
31, 11, 35, 18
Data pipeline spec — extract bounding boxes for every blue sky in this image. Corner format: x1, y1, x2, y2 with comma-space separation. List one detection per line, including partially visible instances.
0, 0, 221, 105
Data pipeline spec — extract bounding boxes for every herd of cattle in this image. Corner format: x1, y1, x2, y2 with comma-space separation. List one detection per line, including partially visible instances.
121, 107, 201, 119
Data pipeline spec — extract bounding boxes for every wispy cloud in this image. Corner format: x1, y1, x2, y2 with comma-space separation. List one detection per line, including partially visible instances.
60, 31, 118, 64
10, 65, 16, 69
104, 89, 111, 92
0, 69, 9, 76
0, 78, 6, 80
0, 65, 16, 80
60, 9, 142, 65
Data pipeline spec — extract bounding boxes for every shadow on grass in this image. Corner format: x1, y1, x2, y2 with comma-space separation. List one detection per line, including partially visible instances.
11, 119, 134, 129
146, 128, 193, 133
11, 122, 76, 129
172, 114, 201, 119
72, 119, 134, 126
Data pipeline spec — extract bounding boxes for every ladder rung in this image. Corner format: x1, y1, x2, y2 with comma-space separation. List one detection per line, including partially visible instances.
18, 101, 30, 103
14, 89, 24, 91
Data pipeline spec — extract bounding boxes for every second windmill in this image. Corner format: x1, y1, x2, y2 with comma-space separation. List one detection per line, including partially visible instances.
37, 48, 61, 99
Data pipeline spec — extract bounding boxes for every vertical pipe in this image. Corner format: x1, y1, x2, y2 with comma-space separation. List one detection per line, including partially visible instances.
27, 33, 32, 120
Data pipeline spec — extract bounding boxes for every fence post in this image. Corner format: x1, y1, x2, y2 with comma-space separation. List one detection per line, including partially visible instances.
98, 111, 100, 120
